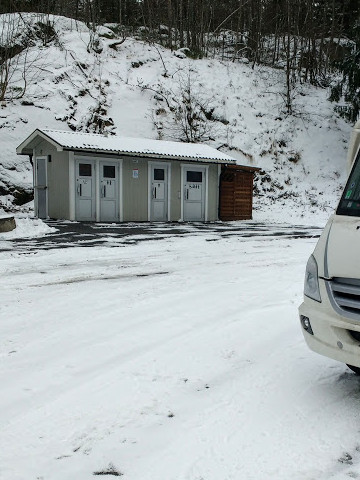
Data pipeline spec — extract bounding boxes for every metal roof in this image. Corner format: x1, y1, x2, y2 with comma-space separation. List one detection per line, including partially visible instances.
17, 128, 237, 164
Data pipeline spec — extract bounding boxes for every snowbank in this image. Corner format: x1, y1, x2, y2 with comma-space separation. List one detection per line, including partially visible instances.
0, 216, 56, 239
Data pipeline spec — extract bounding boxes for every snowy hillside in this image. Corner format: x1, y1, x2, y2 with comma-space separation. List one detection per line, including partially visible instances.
0, 13, 353, 224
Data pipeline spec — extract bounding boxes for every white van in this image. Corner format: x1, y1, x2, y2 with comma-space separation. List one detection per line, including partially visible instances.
299, 119, 360, 374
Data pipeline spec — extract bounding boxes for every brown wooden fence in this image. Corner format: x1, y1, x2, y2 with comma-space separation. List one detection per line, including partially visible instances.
219, 165, 259, 221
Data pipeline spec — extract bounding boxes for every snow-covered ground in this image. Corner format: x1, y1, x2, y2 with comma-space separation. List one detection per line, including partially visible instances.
1, 220, 360, 480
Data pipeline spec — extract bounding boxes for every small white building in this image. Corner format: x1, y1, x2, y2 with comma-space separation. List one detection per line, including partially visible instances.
17, 128, 240, 222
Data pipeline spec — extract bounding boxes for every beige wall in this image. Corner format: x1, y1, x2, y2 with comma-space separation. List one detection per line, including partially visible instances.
122, 157, 148, 221
34, 142, 70, 219
170, 161, 182, 221
121, 159, 219, 222
34, 139, 220, 222
208, 163, 219, 221
47, 151, 70, 219
121, 158, 220, 222
34, 139, 54, 157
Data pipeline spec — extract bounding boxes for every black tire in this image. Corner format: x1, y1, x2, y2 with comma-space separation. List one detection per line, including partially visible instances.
346, 364, 360, 375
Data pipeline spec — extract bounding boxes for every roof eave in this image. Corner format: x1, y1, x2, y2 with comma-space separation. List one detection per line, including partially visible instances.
68, 147, 236, 164
16, 129, 64, 155
221, 164, 261, 172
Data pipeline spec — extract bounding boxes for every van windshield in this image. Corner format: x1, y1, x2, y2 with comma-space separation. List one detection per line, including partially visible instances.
337, 149, 360, 216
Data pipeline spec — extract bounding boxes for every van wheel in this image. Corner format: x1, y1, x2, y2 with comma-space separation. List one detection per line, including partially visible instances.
346, 364, 360, 375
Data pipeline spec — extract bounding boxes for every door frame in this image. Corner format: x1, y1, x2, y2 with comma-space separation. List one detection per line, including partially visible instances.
147, 161, 171, 221
75, 157, 96, 221
34, 156, 48, 219
180, 164, 209, 222
97, 159, 122, 222
72, 154, 123, 222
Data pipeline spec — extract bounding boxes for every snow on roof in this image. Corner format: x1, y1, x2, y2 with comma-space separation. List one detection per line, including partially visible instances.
22, 129, 236, 164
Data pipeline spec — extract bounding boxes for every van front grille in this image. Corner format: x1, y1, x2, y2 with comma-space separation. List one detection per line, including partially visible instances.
329, 278, 360, 317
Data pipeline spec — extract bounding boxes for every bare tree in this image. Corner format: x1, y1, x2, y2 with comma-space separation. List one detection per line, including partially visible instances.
141, 67, 219, 142
0, 12, 58, 101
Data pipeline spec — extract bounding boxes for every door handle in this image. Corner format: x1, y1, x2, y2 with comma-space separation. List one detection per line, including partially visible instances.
104, 185, 106, 198
77, 184, 82, 196
154, 187, 157, 199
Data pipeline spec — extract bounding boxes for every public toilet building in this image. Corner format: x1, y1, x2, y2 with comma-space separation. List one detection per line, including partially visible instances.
17, 128, 256, 222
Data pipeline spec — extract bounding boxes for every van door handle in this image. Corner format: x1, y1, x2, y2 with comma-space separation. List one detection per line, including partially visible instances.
103, 185, 106, 198
78, 184, 82, 196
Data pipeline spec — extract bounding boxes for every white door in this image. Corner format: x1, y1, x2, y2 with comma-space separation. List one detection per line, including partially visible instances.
100, 162, 119, 222
150, 164, 168, 221
35, 157, 47, 219
75, 160, 96, 221
183, 167, 206, 221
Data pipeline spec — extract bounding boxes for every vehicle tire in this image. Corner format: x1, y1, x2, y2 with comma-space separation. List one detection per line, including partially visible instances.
346, 364, 360, 375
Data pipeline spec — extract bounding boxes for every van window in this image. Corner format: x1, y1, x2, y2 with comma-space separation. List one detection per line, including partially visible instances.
337, 150, 360, 216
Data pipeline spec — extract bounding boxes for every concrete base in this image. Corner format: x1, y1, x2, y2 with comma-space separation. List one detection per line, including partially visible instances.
0, 216, 16, 233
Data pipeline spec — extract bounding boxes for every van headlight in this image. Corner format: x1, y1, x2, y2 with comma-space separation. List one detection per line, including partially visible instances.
304, 255, 321, 302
